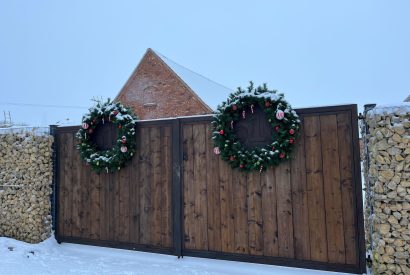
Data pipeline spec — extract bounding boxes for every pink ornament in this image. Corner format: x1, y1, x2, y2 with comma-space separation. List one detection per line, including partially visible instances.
82, 122, 89, 130
289, 129, 295, 135
213, 147, 220, 155
276, 110, 285, 120
120, 146, 128, 153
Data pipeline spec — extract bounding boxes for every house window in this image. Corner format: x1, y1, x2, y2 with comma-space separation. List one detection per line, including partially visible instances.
142, 86, 158, 108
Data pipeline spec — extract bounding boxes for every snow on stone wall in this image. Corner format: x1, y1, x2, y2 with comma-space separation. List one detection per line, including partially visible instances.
362, 104, 410, 274
0, 130, 53, 243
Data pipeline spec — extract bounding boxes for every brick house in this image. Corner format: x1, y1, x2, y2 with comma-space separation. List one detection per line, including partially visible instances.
115, 48, 232, 120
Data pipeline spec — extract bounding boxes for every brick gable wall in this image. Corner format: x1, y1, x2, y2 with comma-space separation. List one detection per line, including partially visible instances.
115, 49, 212, 120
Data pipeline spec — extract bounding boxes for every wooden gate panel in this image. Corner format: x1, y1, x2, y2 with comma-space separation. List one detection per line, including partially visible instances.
56, 123, 174, 252
180, 105, 364, 274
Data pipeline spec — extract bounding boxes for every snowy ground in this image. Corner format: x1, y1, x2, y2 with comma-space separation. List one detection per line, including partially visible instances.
0, 236, 354, 275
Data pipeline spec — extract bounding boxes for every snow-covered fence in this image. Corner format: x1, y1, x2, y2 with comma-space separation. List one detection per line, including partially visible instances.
0, 128, 53, 243
362, 104, 410, 274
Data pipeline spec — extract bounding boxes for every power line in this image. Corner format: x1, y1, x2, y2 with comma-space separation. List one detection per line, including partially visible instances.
0, 102, 88, 109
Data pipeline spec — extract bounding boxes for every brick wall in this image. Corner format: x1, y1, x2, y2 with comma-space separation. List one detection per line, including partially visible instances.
116, 49, 211, 120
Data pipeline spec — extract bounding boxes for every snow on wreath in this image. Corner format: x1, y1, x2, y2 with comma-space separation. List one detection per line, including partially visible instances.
76, 98, 138, 173
212, 82, 300, 172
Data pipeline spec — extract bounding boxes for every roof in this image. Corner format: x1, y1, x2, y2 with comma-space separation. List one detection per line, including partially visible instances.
153, 50, 234, 110
404, 95, 410, 102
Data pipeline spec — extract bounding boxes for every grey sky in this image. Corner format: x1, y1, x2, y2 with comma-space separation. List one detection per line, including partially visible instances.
1, 1, 409, 126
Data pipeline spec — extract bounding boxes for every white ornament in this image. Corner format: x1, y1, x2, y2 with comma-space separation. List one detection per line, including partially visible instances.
242, 110, 246, 119
213, 147, 220, 155
120, 146, 128, 153
251, 104, 254, 114
82, 122, 89, 129
276, 110, 285, 120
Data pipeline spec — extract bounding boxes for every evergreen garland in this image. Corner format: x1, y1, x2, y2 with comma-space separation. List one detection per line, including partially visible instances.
212, 82, 300, 172
76, 99, 138, 173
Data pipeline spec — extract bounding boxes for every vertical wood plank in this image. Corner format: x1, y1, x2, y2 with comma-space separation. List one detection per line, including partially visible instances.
337, 113, 357, 264
99, 166, 109, 241
276, 162, 294, 258
304, 116, 328, 262
205, 124, 221, 252
183, 124, 195, 249
320, 115, 346, 263
113, 171, 121, 241
219, 161, 234, 253
70, 132, 82, 237
161, 126, 173, 248
151, 127, 162, 246
247, 172, 264, 255
261, 167, 278, 257
233, 170, 248, 254
108, 173, 115, 241
139, 126, 151, 245
118, 163, 130, 242
89, 170, 100, 240
64, 133, 75, 237
129, 127, 140, 244
290, 122, 311, 260
192, 124, 208, 250
59, 133, 70, 237
79, 163, 90, 239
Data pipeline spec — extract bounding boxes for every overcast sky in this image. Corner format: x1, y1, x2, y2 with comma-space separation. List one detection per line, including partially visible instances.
1, 1, 409, 126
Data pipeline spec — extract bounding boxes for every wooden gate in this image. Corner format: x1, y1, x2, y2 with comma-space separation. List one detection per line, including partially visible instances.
53, 104, 365, 273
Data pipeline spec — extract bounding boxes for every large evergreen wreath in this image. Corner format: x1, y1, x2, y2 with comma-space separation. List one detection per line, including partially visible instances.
76, 99, 138, 173
212, 82, 300, 172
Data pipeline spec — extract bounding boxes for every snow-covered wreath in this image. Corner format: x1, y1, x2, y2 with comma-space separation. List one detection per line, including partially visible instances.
212, 83, 300, 172
76, 99, 138, 173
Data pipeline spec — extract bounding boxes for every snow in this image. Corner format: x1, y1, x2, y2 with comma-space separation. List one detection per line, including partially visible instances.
155, 51, 234, 111
0, 236, 355, 275
367, 102, 410, 117
0, 126, 50, 136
